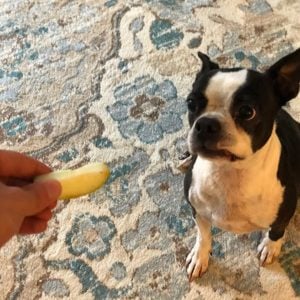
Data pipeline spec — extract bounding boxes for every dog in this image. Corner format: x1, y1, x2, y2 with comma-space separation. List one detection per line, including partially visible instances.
183, 49, 300, 281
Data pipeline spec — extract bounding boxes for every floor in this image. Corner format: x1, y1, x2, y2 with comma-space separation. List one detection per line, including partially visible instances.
0, 0, 300, 299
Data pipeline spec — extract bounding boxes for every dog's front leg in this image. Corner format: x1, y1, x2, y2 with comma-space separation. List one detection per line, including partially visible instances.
257, 231, 284, 266
186, 215, 212, 281
258, 184, 297, 265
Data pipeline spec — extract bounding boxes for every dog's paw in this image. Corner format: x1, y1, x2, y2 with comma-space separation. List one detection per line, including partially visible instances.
257, 236, 283, 266
186, 244, 210, 281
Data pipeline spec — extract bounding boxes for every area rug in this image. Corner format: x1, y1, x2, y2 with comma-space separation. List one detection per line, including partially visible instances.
0, 0, 300, 299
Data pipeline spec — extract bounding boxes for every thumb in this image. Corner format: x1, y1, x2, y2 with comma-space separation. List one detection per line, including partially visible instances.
5, 181, 61, 216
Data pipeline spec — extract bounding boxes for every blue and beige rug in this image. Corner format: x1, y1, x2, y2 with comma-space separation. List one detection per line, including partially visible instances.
0, 0, 300, 299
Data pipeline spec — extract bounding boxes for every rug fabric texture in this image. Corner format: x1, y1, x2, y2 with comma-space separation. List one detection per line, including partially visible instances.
0, 0, 300, 299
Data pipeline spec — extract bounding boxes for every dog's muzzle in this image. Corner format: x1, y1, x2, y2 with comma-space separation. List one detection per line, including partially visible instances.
189, 117, 242, 161
193, 117, 222, 148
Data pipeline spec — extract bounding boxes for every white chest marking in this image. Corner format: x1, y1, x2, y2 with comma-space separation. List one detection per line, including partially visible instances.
189, 129, 284, 233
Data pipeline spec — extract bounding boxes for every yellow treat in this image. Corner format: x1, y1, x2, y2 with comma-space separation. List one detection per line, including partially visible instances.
35, 162, 110, 200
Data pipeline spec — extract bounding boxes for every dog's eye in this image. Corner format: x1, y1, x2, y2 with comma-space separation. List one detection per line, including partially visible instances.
187, 99, 197, 112
187, 96, 207, 113
238, 105, 256, 120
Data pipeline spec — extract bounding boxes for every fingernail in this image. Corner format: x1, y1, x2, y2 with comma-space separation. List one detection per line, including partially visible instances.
44, 180, 62, 200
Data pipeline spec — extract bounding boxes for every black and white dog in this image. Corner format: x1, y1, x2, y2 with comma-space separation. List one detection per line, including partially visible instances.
183, 49, 300, 281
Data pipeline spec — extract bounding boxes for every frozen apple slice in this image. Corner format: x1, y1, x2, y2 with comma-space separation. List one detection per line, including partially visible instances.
35, 162, 110, 200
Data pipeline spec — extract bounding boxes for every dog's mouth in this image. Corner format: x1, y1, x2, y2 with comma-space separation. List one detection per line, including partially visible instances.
199, 146, 243, 162
217, 149, 242, 162
188, 131, 244, 162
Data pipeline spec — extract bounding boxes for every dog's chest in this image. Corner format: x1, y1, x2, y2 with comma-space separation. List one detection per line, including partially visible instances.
190, 158, 284, 233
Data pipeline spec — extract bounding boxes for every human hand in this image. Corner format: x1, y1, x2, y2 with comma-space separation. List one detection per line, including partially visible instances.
0, 150, 61, 247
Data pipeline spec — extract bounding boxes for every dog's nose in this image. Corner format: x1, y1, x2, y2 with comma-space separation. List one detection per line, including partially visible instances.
194, 117, 221, 138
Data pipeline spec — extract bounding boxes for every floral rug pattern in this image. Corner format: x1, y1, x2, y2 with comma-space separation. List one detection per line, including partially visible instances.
0, 0, 300, 299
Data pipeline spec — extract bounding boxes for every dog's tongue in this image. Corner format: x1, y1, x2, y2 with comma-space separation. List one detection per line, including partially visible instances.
223, 150, 237, 162
223, 150, 231, 156
230, 155, 237, 162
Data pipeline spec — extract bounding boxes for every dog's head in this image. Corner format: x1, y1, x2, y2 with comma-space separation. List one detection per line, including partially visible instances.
187, 49, 300, 162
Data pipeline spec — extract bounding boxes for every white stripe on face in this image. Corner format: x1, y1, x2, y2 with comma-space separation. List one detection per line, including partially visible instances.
204, 69, 248, 112
202, 69, 253, 158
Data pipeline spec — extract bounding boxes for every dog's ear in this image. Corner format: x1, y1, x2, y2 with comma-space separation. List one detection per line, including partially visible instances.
265, 48, 300, 105
197, 52, 219, 72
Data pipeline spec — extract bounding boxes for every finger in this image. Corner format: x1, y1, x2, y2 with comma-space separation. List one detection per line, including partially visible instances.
0, 150, 51, 179
34, 208, 52, 221
48, 200, 58, 210
19, 217, 48, 234
3, 180, 61, 216
0, 177, 32, 186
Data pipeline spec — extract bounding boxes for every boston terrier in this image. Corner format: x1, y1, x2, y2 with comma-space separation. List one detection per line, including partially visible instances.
183, 49, 300, 281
